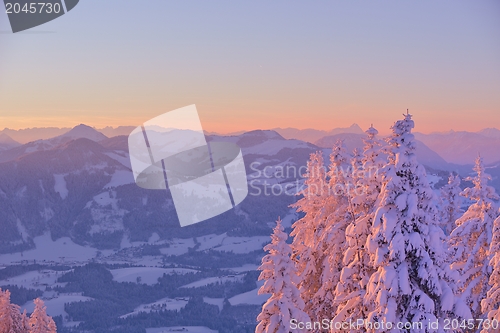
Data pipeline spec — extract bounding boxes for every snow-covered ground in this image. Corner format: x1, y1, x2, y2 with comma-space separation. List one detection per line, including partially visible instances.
427, 173, 443, 189
222, 264, 259, 273
229, 287, 269, 306
104, 169, 135, 188
203, 297, 224, 311
105, 151, 132, 169
0, 233, 104, 265
146, 327, 217, 333
196, 234, 269, 254
22, 294, 93, 319
180, 275, 244, 289
159, 238, 196, 256
53, 174, 68, 199
0, 269, 69, 290
121, 297, 189, 319
111, 267, 198, 285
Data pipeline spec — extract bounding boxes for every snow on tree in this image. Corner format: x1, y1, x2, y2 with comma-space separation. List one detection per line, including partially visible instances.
11, 309, 30, 333
28, 298, 57, 333
0, 288, 31, 333
330, 212, 375, 333
449, 156, 500, 320
364, 112, 457, 332
290, 151, 329, 314
354, 125, 385, 215
331, 126, 384, 331
439, 174, 463, 235
481, 215, 500, 333
312, 140, 352, 321
17, 310, 30, 333
256, 218, 310, 333
0, 288, 14, 333
351, 148, 364, 190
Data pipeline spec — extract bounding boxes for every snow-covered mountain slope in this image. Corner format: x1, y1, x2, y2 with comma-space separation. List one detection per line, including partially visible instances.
209, 129, 320, 172
0, 125, 128, 145
0, 133, 21, 151
415, 130, 500, 165
0, 126, 495, 257
479, 128, 500, 139
55, 124, 108, 142
271, 123, 364, 143
314, 133, 453, 171
0, 124, 108, 163
0, 127, 70, 144
97, 126, 135, 138
0, 129, 305, 254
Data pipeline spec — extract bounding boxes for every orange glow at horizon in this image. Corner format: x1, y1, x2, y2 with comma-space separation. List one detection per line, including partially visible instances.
1, 105, 497, 136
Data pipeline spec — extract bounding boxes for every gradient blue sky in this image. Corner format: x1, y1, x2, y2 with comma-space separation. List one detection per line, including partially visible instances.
1, 1, 499, 134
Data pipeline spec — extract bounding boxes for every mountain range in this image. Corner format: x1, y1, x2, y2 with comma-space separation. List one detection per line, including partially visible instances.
0, 122, 498, 333
0, 122, 498, 254
3, 123, 498, 165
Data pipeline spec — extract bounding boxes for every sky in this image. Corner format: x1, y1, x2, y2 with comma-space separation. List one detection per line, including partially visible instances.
0, 0, 499, 134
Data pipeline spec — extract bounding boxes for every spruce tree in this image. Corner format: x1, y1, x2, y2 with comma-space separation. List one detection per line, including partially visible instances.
331, 126, 383, 331
28, 298, 57, 333
449, 156, 500, 321
312, 141, 352, 321
290, 151, 329, 316
256, 218, 310, 333
0, 288, 31, 333
364, 113, 457, 332
439, 174, 463, 235
481, 215, 500, 333
352, 125, 384, 215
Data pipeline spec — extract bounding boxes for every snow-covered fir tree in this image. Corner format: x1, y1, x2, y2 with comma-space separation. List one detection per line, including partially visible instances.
28, 298, 57, 333
449, 156, 500, 321
364, 112, 457, 332
0, 289, 33, 333
331, 126, 383, 332
18, 310, 30, 333
256, 218, 310, 333
439, 174, 463, 235
290, 151, 329, 314
355, 125, 384, 214
312, 140, 352, 322
351, 148, 364, 193
481, 214, 500, 333
0, 288, 15, 333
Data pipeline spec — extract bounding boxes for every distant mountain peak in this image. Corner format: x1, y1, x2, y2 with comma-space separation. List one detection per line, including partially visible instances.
478, 128, 500, 139
0, 133, 20, 145
348, 123, 363, 131
60, 124, 108, 142
242, 129, 284, 140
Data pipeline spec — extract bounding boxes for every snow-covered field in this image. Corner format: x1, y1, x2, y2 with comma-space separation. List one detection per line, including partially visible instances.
196, 233, 269, 254
159, 238, 196, 256
111, 267, 198, 285
53, 174, 68, 199
203, 297, 224, 311
104, 169, 135, 188
229, 287, 269, 306
0, 269, 68, 290
0, 233, 103, 265
146, 327, 217, 333
180, 275, 244, 289
223, 264, 259, 273
427, 173, 443, 189
22, 294, 93, 319
121, 297, 189, 319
